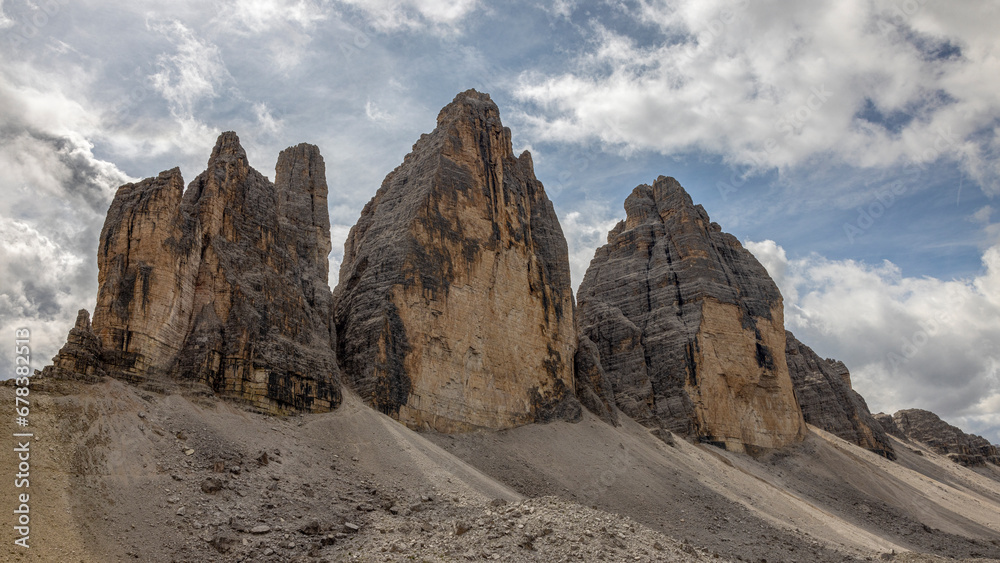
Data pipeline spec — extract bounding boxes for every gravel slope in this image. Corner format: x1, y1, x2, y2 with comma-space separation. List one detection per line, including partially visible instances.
2, 377, 998, 562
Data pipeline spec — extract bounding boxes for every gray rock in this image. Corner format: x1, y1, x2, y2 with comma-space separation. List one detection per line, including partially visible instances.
573, 335, 618, 425
873, 412, 905, 439
891, 409, 1000, 467
201, 477, 223, 494
577, 176, 805, 452
785, 331, 895, 459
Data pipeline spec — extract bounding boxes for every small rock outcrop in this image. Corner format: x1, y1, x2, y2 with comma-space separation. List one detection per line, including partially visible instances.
890, 409, 1000, 467
41, 310, 106, 382
577, 176, 805, 453
45, 133, 341, 413
333, 90, 578, 432
785, 331, 895, 459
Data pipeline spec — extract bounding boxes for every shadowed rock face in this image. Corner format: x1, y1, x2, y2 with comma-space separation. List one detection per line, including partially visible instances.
333, 89, 578, 432
873, 413, 905, 439
785, 331, 895, 459
577, 176, 805, 453
46, 133, 341, 413
890, 409, 1000, 467
574, 335, 619, 426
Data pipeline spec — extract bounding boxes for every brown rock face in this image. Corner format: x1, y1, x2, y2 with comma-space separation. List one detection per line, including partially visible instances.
891, 409, 1000, 467
40, 310, 106, 382
577, 176, 805, 453
785, 331, 895, 459
333, 90, 578, 432
49, 133, 340, 413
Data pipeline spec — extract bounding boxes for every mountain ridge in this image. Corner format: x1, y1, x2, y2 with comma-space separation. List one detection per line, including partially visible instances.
22, 88, 1000, 562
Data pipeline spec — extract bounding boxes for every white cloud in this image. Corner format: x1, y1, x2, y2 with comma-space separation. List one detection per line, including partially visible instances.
254, 101, 282, 136
207, 0, 330, 70
745, 239, 793, 302
328, 223, 354, 287
148, 19, 232, 119
548, 0, 575, 19
0, 0, 13, 29
336, 0, 479, 33
364, 98, 393, 124
0, 46, 133, 379
561, 208, 622, 289
746, 239, 1000, 442
514, 0, 1000, 194
217, 0, 329, 34
968, 204, 1000, 248
0, 220, 90, 375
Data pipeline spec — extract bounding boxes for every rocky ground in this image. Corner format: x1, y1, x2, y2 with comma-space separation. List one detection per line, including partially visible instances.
3, 376, 999, 562
1, 377, 719, 562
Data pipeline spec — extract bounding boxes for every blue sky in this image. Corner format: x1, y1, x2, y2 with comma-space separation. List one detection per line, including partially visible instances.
1, 0, 999, 441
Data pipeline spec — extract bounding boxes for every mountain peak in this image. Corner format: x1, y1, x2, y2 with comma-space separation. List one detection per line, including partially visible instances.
209, 131, 247, 162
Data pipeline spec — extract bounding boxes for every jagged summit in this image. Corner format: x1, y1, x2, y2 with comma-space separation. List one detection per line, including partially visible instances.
577, 175, 806, 453
209, 130, 248, 161
44, 131, 340, 413
333, 90, 578, 432
881, 408, 1000, 467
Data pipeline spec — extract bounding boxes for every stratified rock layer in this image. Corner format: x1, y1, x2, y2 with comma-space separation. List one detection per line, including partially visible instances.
891, 409, 1000, 467
48, 133, 340, 413
333, 90, 577, 432
785, 332, 895, 459
577, 176, 805, 453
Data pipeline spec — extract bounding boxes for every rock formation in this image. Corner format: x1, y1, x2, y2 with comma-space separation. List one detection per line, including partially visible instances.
873, 412, 905, 439
573, 336, 619, 426
41, 309, 106, 382
577, 176, 805, 453
785, 332, 895, 459
333, 90, 578, 432
889, 409, 1000, 467
44, 133, 341, 413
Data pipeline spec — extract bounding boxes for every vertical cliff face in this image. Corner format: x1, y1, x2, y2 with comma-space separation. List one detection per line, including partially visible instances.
53, 132, 340, 413
785, 332, 895, 459
333, 90, 578, 432
573, 335, 619, 426
577, 176, 805, 452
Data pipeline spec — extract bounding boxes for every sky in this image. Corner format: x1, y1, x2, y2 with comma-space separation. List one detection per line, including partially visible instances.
1, 0, 998, 441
